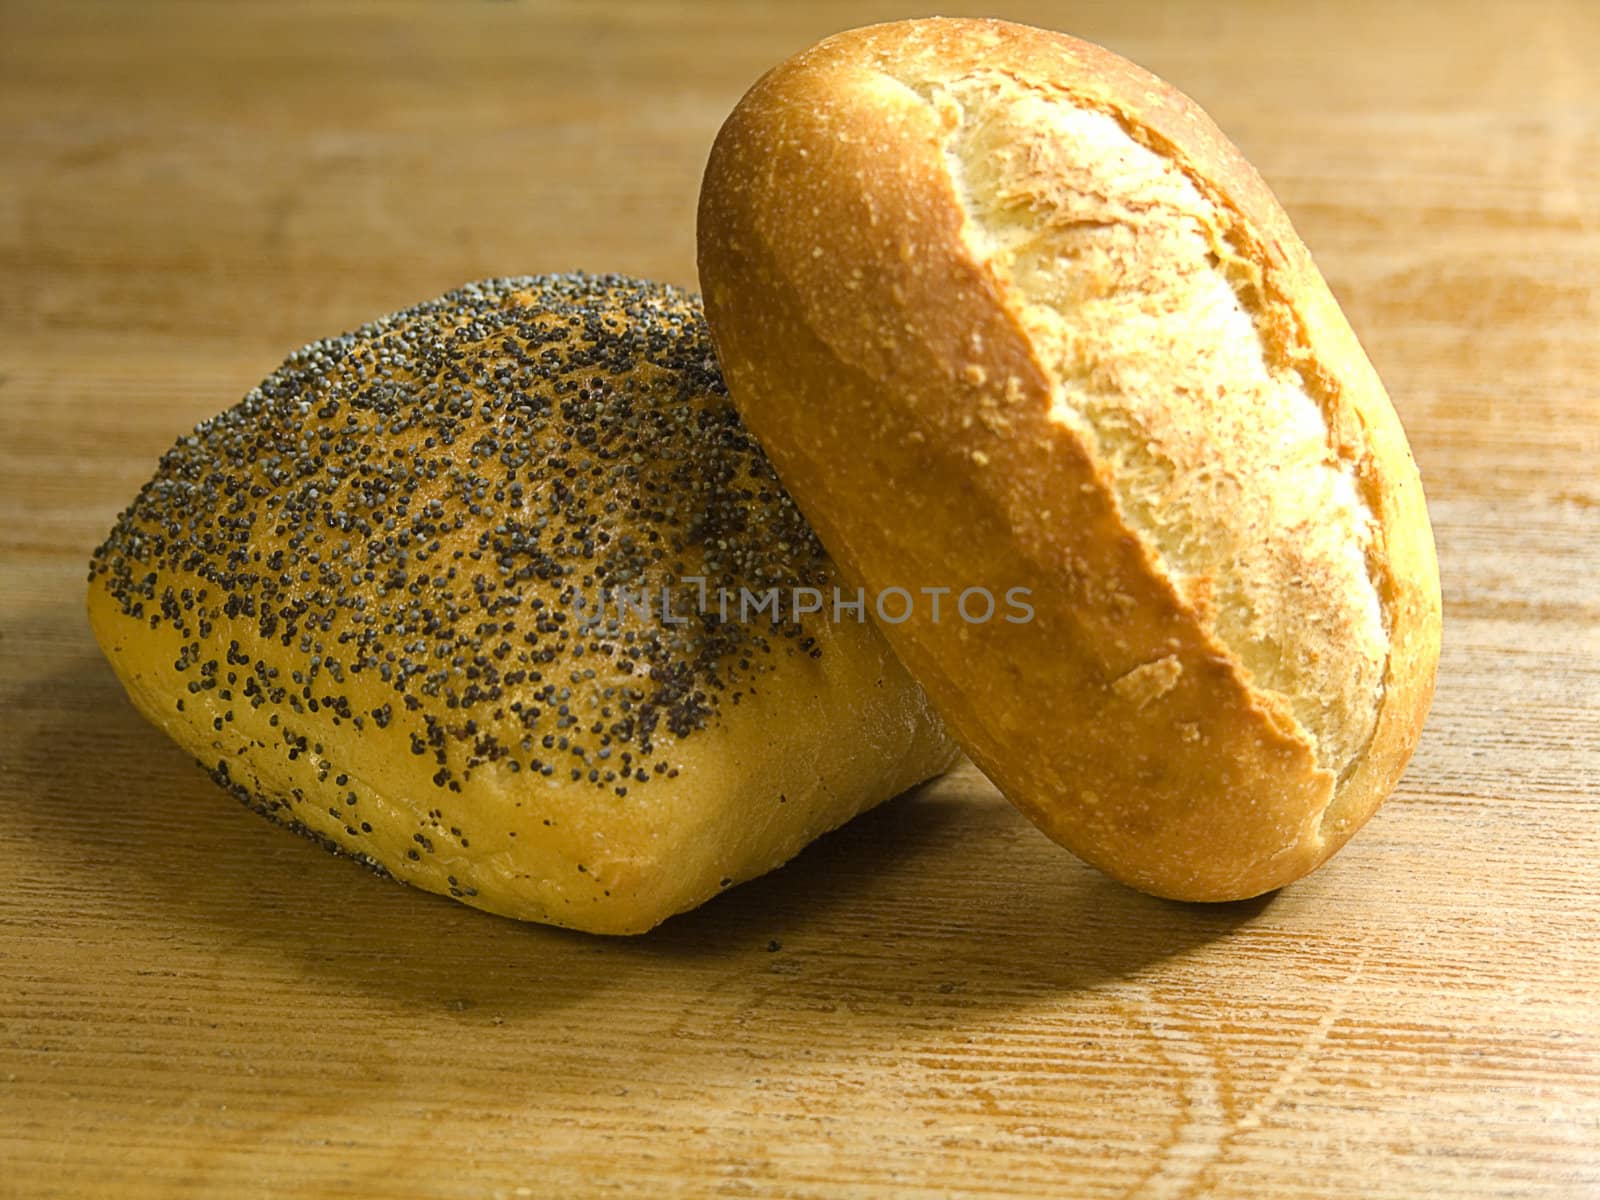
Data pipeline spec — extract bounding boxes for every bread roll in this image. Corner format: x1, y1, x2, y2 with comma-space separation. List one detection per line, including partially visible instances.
698, 19, 1441, 901
88, 275, 957, 934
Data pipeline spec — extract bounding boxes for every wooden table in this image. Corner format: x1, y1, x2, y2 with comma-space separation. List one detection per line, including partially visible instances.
3, 2, 1597, 1196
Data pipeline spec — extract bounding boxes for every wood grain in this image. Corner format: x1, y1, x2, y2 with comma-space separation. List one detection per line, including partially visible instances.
2, 2, 1597, 1197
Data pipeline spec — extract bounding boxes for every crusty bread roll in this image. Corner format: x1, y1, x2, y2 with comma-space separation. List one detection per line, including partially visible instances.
88, 275, 957, 934
698, 18, 1441, 901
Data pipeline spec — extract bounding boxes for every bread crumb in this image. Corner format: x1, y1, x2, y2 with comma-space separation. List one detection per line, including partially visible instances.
1112, 654, 1183, 708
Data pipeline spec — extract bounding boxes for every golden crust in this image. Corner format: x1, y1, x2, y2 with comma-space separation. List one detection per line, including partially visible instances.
698, 18, 1440, 900
88, 275, 957, 933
